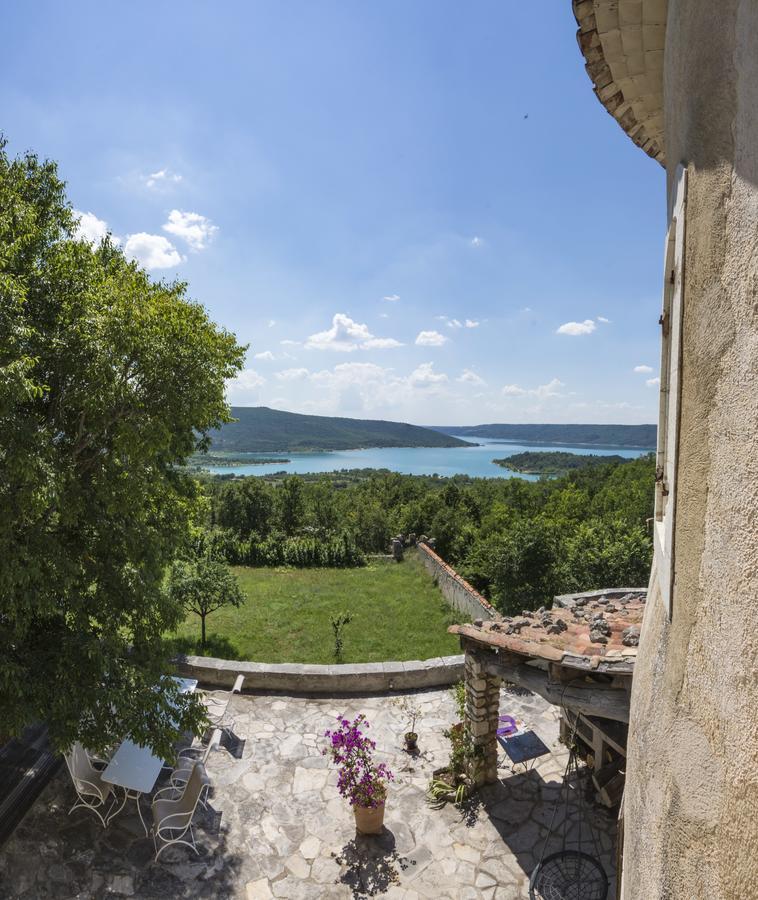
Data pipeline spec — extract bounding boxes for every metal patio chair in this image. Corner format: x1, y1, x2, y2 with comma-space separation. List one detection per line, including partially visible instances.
63, 743, 119, 827
169, 728, 222, 806
199, 674, 245, 733
151, 761, 211, 861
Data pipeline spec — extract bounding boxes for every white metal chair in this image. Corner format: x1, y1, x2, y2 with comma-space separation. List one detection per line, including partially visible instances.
199, 674, 244, 732
169, 728, 222, 806
151, 761, 211, 861
63, 743, 118, 827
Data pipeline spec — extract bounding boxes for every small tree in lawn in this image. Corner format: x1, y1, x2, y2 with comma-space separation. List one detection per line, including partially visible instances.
169, 553, 244, 650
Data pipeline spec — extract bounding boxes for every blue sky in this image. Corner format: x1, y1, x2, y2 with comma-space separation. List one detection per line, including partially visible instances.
2, 1, 665, 425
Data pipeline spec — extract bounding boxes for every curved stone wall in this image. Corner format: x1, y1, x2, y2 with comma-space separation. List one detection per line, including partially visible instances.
174, 653, 464, 693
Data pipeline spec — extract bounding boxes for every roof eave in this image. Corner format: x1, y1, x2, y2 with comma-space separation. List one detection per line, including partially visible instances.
573, 0, 667, 167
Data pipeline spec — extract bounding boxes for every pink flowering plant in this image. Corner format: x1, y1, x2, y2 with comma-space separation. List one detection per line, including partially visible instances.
323, 714, 394, 809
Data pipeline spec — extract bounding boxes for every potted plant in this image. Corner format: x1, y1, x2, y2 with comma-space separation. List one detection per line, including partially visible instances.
323, 714, 394, 834
393, 696, 421, 753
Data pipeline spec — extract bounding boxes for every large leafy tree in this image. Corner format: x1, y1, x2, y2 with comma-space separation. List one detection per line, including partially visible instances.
0, 140, 245, 757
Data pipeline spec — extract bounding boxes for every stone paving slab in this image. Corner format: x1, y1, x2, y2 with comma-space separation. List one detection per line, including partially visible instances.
0, 686, 617, 899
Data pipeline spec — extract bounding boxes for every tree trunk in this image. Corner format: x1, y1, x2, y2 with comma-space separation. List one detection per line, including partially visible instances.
201, 614, 206, 649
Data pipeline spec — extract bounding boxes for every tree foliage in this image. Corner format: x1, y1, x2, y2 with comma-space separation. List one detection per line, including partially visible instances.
0, 140, 245, 756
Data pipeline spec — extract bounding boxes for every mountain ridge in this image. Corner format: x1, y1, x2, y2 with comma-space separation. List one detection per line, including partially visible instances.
208, 407, 473, 452
430, 422, 656, 448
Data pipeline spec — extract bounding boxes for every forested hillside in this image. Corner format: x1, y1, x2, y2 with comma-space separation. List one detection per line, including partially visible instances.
496, 451, 629, 474
199, 455, 655, 615
208, 407, 472, 451
432, 422, 656, 448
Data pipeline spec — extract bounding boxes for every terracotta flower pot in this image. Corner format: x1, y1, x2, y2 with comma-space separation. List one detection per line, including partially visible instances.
353, 801, 385, 834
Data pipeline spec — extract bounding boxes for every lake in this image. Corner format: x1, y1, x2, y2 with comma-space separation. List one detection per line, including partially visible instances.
204, 437, 654, 480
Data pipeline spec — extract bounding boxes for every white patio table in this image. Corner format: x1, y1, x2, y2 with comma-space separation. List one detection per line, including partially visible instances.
101, 676, 198, 835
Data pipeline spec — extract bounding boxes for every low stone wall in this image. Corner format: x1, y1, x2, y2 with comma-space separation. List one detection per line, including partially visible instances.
417, 542, 496, 622
175, 654, 464, 693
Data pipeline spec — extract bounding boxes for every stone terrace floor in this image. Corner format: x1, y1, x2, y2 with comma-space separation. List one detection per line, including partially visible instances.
0, 686, 617, 899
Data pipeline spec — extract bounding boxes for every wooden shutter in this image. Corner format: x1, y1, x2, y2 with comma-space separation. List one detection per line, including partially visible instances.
653, 164, 687, 619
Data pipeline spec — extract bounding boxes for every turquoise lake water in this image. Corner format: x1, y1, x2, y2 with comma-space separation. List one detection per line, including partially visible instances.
205, 437, 654, 480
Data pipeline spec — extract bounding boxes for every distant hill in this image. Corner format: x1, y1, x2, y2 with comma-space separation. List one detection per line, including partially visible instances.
209, 407, 473, 452
431, 423, 656, 448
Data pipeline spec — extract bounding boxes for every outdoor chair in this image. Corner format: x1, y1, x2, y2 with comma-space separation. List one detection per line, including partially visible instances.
151, 761, 211, 861
199, 674, 245, 733
169, 728, 222, 806
63, 743, 119, 827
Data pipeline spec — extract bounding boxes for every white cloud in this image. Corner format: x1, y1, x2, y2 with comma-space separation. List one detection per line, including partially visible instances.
268, 319, 277, 328
143, 168, 182, 189
458, 369, 486, 386
378, 312, 389, 318
363, 337, 404, 349
124, 233, 183, 269
533, 377, 566, 398
276, 368, 309, 381
383, 294, 400, 302
557, 319, 597, 336
162, 209, 218, 251
73, 210, 115, 245
305, 313, 401, 352
646, 377, 661, 388
254, 351, 276, 361
502, 378, 565, 398
280, 339, 301, 346
415, 330, 448, 347
597, 316, 611, 324
634, 364, 654, 374
447, 318, 463, 329
408, 362, 448, 387
226, 368, 266, 401
470, 236, 483, 247
465, 319, 480, 328
310, 362, 390, 387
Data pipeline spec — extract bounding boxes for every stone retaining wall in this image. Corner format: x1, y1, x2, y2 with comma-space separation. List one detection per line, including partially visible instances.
175, 654, 464, 693
417, 542, 496, 621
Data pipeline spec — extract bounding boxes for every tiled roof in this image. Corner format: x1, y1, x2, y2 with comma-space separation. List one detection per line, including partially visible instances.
450, 588, 646, 674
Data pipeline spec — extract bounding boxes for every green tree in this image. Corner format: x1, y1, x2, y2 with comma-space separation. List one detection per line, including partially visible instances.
215, 477, 273, 538
278, 476, 304, 535
0, 140, 245, 757
467, 518, 563, 614
168, 554, 244, 649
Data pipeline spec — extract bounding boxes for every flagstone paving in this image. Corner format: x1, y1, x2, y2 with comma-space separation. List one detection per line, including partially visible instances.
0, 686, 617, 899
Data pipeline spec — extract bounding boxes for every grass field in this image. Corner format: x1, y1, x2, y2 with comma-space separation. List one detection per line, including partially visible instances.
166, 551, 464, 663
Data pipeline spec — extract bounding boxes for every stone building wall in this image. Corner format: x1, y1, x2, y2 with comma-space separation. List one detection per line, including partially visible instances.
622, 3, 758, 898
416, 542, 496, 622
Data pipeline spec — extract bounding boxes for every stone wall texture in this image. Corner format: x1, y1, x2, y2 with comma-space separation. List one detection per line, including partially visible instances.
174, 654, 464, 693
622, 3, 758, 898
416, 542, 496, 622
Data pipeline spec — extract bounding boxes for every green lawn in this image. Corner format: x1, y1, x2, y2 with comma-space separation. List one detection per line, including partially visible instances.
166, 551, 464, 663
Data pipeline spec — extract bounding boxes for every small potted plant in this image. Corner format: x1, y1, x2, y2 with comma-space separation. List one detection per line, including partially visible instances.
323, 714, 394, 834
393, 696, 421, 753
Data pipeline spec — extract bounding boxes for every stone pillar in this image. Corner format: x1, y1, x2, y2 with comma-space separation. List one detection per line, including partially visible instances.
464, 647, 501, 786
